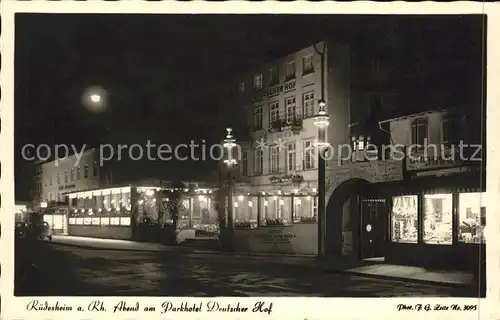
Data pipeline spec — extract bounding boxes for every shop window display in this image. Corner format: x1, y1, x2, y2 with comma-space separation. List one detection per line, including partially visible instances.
391, 195, 418, 243
459, 192, 486, 244
423, 193, 453, 245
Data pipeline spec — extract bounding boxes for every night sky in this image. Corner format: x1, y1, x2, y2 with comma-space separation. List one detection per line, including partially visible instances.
14, 14, 485, 200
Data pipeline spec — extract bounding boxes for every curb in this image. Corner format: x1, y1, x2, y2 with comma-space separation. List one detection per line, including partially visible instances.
47, 241, 475, 290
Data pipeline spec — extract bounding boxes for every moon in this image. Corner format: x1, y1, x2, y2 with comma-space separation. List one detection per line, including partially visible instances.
82, 86, 108, 113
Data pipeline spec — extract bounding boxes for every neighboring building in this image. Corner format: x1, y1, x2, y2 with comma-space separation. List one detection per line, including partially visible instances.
35, 148, 114, 206
15, 201, 33, 223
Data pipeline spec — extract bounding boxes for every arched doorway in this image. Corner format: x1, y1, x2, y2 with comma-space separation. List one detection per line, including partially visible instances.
326, 178, 382, 258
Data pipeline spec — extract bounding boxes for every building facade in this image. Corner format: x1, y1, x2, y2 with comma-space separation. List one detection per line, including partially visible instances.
35, 148, 114, 205
220, 41, 352, 226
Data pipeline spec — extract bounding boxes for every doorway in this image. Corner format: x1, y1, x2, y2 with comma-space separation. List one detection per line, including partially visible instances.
359, 197, 387, 260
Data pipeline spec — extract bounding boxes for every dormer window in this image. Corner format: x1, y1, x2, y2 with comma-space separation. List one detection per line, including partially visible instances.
253, 73, 263, 90
411, 118, 428, 149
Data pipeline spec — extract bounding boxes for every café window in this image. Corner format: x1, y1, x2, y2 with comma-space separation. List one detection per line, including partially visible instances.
253, 106, 263, 130
391, 195, 418, 243
423, 193, 453, 245
285, 60, 296, 80
458, 192, 486, 244
269, 101, 279, 123
268, 67, 278, 86
411, 118, 428, 149
253, 73, 263, 90
302, 54, 314, 74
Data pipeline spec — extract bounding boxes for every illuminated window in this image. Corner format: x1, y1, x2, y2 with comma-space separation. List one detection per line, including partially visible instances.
391, 195, 418, 243
423, 193, 453, 245
459, 192, 486, 244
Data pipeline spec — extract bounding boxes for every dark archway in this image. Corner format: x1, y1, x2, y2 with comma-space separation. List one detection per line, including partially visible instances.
325, 178, 373, 257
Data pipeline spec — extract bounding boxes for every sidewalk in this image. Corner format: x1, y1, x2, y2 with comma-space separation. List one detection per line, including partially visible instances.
48, 235, 475, 288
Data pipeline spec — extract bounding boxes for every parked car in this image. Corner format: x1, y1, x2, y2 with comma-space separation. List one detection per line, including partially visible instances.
30, 221, 53, 241
15, 222, 28, 238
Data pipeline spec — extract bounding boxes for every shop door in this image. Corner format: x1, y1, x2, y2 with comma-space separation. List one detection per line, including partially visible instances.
359, 197, 387, 259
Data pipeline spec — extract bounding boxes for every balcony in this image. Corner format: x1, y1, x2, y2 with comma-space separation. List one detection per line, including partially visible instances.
268, 115, 303, 134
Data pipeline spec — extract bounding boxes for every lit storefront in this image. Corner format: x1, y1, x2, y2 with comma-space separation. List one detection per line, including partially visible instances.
65, 184, 218, 241
385, 172, 485, 271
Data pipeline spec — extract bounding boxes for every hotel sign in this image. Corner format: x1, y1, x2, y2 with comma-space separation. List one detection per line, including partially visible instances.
252, 80, 296, 101
58, 184, 76, 190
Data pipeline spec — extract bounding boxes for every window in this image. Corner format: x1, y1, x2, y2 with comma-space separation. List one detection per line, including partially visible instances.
64, 170, 69, 183
269, 101, 279, 124
253, 106, 263, 130
270, 146, 280, 174
303, 91, 315, 118
391, 195, 418, 243
70, 168, 75, 181
84, 165, 89, 178
242, 150, 248, 177
458, 192, 486, 243
57, 173, 61, 185
287, 143, 296, 172
44, 177, 47, 186
239, 80, 246, 93
254, 149, 263, 175
302, 54, 314, 74
303, 140, 315, 170
285, 97, 297, 123
93, 162, 98, 177
411, 118, 428, 148
442, 116, 451, 147
76, 167, 81, 180
49, 174, 52, 186
285, 60, 296, 80
253, 73, 263, 90
423, 193, 453, 245
268, 67, 278, 86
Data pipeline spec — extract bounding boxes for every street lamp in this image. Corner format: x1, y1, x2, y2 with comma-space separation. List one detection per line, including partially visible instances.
223, 127, 237, 251
313, 42, 330, 259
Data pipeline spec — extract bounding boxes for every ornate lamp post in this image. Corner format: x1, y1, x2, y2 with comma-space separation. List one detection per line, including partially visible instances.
313, 42, 330, 259
314, 99, 330, 258
223, 128, 237, 250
